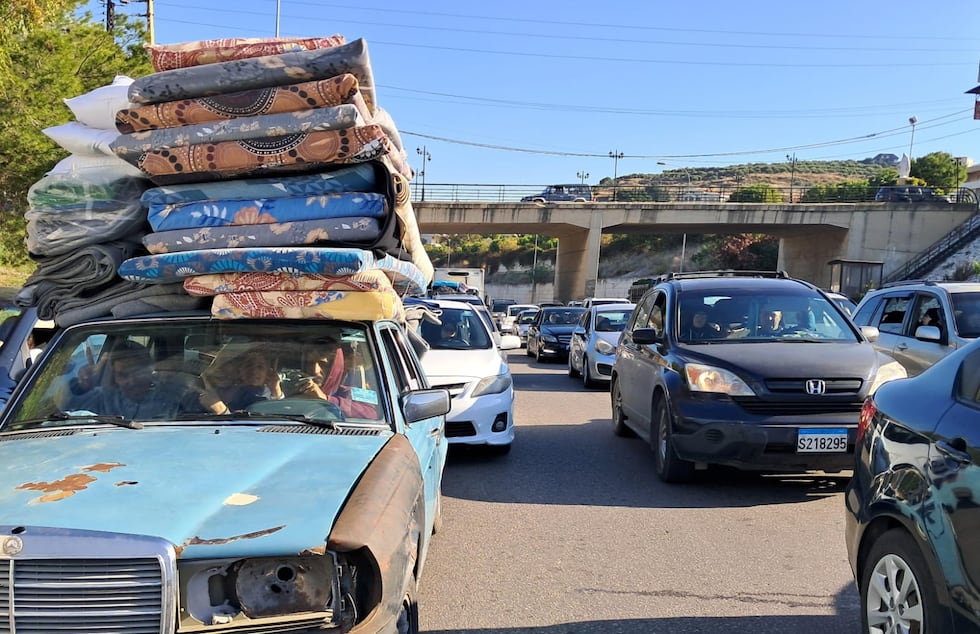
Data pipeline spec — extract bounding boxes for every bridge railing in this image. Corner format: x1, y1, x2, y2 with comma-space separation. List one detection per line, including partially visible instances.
411, 183, 979, 206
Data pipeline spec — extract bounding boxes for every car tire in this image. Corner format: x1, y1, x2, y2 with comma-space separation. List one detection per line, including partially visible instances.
568, 355, 580, 377
535, 344, 544, 363
582, 356, 598, 388
395, 581, 420, 634
653, 395, 694, 483
859, 529, 944, 634
611, 380, 635, 437
526, 338, 534, 357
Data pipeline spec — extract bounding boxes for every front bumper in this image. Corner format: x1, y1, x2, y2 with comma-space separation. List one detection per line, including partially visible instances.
672, 398, 859, 471
586, 352, 616, 382
442, 386, 515, 447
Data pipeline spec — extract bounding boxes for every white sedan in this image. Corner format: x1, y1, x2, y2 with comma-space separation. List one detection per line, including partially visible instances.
417, 299, 521, 455
568, 303, 634, 388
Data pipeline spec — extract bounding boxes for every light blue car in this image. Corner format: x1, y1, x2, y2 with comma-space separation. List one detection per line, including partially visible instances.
568, 303, 635, 387
0, 313, 449, 633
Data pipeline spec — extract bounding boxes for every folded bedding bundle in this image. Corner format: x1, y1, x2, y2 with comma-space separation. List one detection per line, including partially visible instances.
115, 74, 369, 134
117, 246, 428, 296
210, 288, 405, 321
183, 270, 394, 295
111, 105, 364, 161
136, 125, 392, 185
128, 38, 377, 115
145, 35, 347, 72
53, 281, 203, 327
144, 217, 382, 254
147, 192, 387, 231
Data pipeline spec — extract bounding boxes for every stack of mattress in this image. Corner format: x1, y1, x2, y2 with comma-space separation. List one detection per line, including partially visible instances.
19, 35, 432, 325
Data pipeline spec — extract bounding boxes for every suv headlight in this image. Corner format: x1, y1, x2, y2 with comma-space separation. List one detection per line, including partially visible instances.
684, 363, 755, 396
541, 334, 559, 343
472, 373, 513, 397
594, 339, 616, 355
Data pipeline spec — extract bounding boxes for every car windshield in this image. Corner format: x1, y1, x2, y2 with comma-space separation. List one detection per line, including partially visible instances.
491, 300, 515, 312
951, 293, 980, 338
595, 309, 633, 332
2, 319, 385, 430
543, 308, 586, 325
420, 307, 493, 350
677, 289, 857, 343
518, 311, 539, 324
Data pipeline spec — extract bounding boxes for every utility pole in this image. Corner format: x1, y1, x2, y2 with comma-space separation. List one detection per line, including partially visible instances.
416, 146, 431, 202
786, 153, 797, 203
107, 0, 155, 43
608, 151, 624, 201
105, 0, 116, 31
577, 171, 590, 184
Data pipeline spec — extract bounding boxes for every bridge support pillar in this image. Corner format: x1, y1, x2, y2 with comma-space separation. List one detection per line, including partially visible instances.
554, 215, 602, 302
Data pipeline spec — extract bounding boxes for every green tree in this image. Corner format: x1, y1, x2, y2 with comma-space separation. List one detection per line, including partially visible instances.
910, 151, 967, 192
0, 7, 150, 266
728, 184, 783, 203
801, 180, 875, 203
693, 234, 778, 270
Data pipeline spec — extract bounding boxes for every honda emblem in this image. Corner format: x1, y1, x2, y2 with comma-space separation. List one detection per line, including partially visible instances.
805, 379, 826, 395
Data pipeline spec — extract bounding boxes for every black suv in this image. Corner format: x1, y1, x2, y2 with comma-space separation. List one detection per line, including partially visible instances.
610, 271, 908, 482
520, 184, 593, 203
874, 185, 948, 203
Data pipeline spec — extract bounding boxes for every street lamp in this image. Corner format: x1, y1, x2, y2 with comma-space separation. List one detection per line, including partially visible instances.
908, 116, 918, 160
416, 146, 431, 201
657, 161, 691, 273
609, 151, 624, 201
786, 153, 797, 203
577, 171, 590, 184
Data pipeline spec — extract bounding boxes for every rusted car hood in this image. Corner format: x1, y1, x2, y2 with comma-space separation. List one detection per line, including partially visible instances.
0, 425, 393, 558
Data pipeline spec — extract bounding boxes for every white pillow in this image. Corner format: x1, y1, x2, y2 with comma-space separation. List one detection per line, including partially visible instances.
43, 121, 119, 157
46, 153, 146, 182
63, 75, 135, 130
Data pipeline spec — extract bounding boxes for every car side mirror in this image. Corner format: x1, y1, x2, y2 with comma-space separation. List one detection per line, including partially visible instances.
404, 389, 450, 424
860, 325, 880, 343
632, 327, 662, 345
914, 325, 942, 342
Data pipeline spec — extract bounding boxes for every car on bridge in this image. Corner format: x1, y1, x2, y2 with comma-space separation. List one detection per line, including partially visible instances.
874, 185, 949, 203
521, 184, 593, 203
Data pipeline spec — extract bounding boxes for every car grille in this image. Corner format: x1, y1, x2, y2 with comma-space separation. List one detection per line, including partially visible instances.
765, 378, 864, 394
432, 382, 468, 398
446, 421, 477, 437
733, 398, 864, 415
0, 527, 175, 633
556, 335, 572, 346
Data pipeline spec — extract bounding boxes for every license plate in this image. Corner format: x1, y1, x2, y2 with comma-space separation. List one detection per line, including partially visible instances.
796, 428, 848, 453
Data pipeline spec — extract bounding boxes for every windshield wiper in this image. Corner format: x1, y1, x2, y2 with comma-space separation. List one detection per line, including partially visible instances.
13, 412, 144, 430
182, 410, 340, 429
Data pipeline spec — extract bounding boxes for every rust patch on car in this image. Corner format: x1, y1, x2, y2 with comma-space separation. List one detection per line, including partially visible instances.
300, 544, 327, 556
16, 463, 126, 503
182, 525, 286, 548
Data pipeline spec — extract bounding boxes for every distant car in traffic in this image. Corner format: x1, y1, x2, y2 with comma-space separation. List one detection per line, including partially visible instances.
499, 303, 538, 336
515, 309, 539, 347
526, 306, 587, 362
850, 280, 980, 376
568, 303, 634, 387
520, 184, 593, 203
845, 336, 980, 633
874, 185, 948, 203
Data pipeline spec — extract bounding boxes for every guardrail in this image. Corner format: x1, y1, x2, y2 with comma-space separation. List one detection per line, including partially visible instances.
411, 183, 979, 206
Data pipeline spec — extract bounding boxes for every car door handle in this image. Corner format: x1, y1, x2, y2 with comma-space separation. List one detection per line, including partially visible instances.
895, 343, 909, 351
936, 438, 972, 465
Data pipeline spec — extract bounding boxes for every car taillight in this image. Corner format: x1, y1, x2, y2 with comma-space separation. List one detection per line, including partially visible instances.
857, 398, 878, 443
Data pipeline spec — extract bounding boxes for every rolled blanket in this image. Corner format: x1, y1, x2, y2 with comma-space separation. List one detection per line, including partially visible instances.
116, 74, 369, 133
388, 165, 434, 285
52, 281, 192, 327
183, 270, 394, 295
140, 163, 378, 205
147, 192, 387, 231
144, 217, 381, 253
27, 207, 149, 257
117, 246, 427, 296
128, 38, 377, 114
111, 105, 363, 162
146, 35, 346, 72
17, 241, 144, 319
211, 288, 404, 322
136, 126, 391, 185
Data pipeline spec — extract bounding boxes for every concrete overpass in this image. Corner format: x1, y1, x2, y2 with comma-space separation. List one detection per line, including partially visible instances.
415, 200, 977, 301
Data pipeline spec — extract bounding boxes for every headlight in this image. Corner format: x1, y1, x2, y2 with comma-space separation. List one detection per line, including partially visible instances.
594, 339, 616, 355
684, 363, 755, 396
182, 556, 336, 625
472, 373, 513, 396
868, 360, 907, 395
541, 334, 559, 343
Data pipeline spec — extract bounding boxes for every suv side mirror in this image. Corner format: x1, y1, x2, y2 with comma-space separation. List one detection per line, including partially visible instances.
632, 327, 662, 345
860, 325, 880, 343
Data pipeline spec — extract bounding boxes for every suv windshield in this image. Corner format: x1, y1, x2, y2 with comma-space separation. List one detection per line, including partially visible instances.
677, 289, 856, 343
3, 319, 385, 430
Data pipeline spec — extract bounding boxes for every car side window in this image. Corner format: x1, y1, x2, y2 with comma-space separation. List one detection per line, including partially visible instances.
955, 348, 980, 406
379, 328, 415, 395
630, 294, 654, 332
911, 293, 944, 338
876, 296, 911, 334
648, 295, 666, 336
579, 311, 590, 331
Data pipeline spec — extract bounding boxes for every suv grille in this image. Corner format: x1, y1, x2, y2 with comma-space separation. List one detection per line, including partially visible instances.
765, 378, 864, 394
733, 398, 864, 416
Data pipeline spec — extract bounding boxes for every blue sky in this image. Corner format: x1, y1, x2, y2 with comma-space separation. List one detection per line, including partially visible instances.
83, 0, 980, 186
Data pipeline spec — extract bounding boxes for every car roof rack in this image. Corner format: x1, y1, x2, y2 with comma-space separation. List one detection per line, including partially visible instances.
655, 270, 791, 283
881, 279, 940, 288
